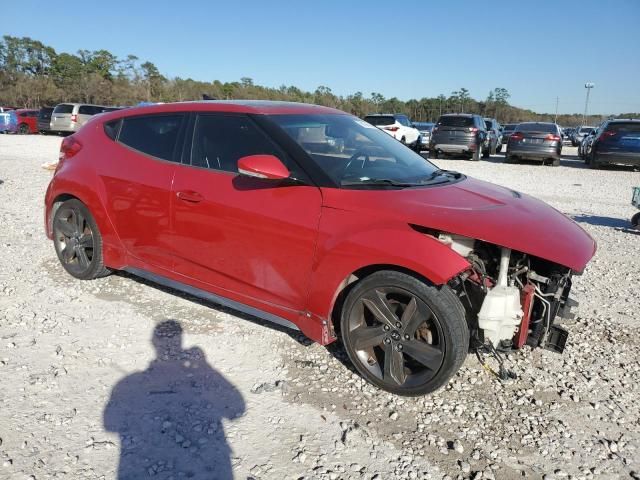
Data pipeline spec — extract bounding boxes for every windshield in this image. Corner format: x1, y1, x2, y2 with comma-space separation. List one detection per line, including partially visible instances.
579, 127, 594, 134
437, 116, 474, 127
269, 114, 446, 188
516, 123, 557, 133
364, 115, 395, 126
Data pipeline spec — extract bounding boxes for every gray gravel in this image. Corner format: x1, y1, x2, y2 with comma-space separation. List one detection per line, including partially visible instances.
0, 135, 639, 479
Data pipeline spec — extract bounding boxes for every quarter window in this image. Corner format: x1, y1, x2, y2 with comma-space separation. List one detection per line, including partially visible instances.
118, 114, 184, 161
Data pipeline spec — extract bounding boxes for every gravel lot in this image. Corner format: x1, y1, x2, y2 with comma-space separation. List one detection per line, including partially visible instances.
0, 134, 639, 480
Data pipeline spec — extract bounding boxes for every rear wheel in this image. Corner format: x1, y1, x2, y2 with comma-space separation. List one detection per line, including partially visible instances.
52, 199, 111, 280
340, 271, 469, 396
430, 149, 439, 159
18, 123, 29, 134
472, 145, 482, 161
632, 212, 640, 228
550, 158, 560, 167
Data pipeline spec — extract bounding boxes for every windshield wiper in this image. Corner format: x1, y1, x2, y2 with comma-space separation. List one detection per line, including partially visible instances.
340, 178, 422, 188
422, 169, 462, 181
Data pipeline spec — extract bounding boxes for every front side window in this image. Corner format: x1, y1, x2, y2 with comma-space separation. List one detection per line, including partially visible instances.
269, 114, 447, 188
118, 114, 184, 161
190, 114, 297, 175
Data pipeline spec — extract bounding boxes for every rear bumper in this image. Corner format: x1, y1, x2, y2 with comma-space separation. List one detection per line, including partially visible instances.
595, 151, 640, 166
508, 145, 560, 160
38, 122, 52, 131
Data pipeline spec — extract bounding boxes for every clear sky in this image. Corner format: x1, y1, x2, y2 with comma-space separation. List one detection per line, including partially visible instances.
3, 0, 640, 114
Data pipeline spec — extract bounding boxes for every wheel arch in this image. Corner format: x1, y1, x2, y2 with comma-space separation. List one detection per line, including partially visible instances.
327, 263, 442, 337
46, 183, 127, 269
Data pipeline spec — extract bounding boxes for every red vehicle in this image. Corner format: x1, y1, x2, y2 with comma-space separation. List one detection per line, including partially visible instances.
15, 109, 40, 134
44, 101, 596, 396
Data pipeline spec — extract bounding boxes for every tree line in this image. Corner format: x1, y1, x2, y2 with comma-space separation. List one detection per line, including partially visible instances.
0, 35, 626, 126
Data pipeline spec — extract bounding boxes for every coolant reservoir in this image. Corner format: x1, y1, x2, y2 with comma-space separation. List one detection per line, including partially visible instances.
477, 285, 523, 347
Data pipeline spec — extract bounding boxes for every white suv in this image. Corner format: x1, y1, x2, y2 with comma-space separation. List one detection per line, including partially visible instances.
363, 114, 421, 151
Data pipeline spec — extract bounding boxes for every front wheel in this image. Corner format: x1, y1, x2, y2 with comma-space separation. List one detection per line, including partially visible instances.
632, 212, 640, 228
340, 271, 469, 396
52, 199, 111, 280
18, 123, 29, 134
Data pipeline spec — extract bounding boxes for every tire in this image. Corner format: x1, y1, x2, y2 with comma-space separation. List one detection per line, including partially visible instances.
589, 155, 602, 169
430, 149, 439, 159
18, 123, 29, 134
52, 199, 111, 280
482, 147, 490, 159
472, 145, 482, 161
496, 144, 502, 153
632, 212, 640, 228
340, 270, 469, 396
551, 158, 560, 167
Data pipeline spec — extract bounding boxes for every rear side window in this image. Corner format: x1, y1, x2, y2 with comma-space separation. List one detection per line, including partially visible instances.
118, 114, 184, 161
395, 115, 411, 127
78, 105, 102, 115
104, 119, 122, 140
437, 116, 474, 127
190, 114, 295, 174
364, 116, 395, 126
53, 104, 74, 114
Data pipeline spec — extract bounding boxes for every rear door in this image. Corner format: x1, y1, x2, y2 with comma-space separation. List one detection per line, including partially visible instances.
51, 104, 74, 130
170, 112, 322, 312
100, 113, 187, 270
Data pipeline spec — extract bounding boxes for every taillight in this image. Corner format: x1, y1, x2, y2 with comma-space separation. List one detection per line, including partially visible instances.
600, 131, 617, 140
58, 136, 82, 162
510, 132, 524, 141
544, 134, 561, 142
70, 114, 77, 123
468, 127, 478, 133
384, 126, 400, 132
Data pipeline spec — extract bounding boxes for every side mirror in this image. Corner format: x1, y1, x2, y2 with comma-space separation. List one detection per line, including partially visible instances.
237, 154, 290, 180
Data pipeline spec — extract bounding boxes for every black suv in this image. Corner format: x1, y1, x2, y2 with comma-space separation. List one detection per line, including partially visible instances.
429, 114, 489, 161
588, 119, 640, 169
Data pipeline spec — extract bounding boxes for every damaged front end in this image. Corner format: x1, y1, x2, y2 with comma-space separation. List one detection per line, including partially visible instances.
441, 233, 578, 355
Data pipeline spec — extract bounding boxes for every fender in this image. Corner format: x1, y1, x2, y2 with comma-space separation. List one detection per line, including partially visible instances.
305, 207, 471, 337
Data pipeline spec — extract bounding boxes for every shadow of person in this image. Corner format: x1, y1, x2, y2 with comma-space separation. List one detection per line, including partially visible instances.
104, 320, 245, 479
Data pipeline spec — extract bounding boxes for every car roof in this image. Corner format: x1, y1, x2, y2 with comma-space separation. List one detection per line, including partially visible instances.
113, 101, 346, 117
607, 118, 640, 123
440, 113, 475, 117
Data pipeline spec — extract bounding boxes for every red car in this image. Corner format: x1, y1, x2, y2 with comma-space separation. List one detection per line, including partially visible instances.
15, 109, 40, 134
44, 101, 596, 396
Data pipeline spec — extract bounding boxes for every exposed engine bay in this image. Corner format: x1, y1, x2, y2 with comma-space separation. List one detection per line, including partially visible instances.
441, 233, 576, 355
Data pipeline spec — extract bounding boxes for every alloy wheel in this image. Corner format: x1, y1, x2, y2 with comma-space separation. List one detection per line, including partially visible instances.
53, 206, 96, 276
346, 286, 445, 388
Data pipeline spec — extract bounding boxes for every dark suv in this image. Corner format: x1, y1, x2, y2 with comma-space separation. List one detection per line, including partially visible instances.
37, 107, 54, 134
429, 114, 489, 160
588, 119, 640, 169
484, 118, 503, 154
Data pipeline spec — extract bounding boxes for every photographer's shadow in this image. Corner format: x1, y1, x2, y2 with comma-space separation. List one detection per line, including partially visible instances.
104, 320, 245, 479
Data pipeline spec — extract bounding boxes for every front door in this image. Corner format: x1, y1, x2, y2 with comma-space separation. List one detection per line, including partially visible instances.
170, 113, 322, 313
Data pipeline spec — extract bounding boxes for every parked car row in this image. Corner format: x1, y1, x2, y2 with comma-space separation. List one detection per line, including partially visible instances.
0, 103, 123, 135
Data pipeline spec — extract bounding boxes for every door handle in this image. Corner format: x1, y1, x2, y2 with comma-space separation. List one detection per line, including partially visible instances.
176, 191, 203, 203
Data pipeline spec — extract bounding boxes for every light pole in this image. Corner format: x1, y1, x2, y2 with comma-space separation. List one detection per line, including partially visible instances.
583, 82, 594, 126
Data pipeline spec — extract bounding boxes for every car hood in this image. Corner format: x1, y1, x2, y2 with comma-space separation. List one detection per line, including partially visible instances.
323, 177, 596, 272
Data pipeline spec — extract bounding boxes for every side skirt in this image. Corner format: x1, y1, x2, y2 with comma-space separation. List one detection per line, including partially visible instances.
124, 267, 300, 332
